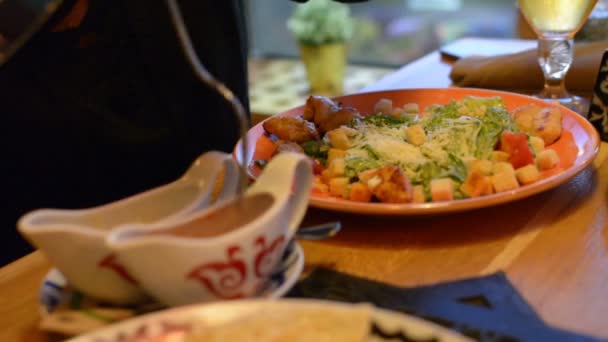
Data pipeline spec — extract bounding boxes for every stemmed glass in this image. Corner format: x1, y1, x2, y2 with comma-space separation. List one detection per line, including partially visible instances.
517, 0, 598, 114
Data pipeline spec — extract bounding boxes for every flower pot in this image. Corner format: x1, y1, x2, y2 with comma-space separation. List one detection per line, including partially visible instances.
299, 42, 347, 96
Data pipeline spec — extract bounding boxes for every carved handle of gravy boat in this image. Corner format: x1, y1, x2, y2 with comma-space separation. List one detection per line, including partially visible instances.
247, 153, 313, 237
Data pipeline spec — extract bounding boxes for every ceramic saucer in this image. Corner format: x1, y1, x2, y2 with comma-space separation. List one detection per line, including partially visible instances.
38, 242, 304, 336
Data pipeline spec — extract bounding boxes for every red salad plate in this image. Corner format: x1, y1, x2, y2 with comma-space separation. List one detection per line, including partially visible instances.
234, 88, 600, 216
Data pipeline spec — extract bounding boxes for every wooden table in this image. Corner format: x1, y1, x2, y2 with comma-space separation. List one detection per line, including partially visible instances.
3, 39, 608, 341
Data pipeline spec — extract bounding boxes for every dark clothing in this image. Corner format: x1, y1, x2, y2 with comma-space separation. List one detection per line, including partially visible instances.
1, 0, 249, 265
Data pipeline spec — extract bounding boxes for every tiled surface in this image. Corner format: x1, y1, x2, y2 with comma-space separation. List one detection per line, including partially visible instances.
248, 58, 394, 117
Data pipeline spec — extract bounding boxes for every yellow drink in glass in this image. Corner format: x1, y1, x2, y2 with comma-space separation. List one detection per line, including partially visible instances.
519, 0, 597, 34
517, 0, 598, 115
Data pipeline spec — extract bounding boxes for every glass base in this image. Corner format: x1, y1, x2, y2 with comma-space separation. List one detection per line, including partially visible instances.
533, 92, 590, 117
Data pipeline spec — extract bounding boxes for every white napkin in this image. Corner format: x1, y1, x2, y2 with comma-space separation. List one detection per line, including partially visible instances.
449, 40, 608, 95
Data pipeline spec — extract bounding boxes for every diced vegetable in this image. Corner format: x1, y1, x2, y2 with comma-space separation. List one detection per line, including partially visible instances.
310, 158, 325, 175
499, 131, 535, 169
253, 134, 277, 162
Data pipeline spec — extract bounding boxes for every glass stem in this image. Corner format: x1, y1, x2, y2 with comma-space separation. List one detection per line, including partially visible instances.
537, 35, 574, 100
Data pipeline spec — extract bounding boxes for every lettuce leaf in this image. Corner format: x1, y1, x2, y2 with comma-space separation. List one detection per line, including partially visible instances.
474, 105, 519, 159
301, 140, 329, 165
354, 114, 413, 127
345, 157, 382, 178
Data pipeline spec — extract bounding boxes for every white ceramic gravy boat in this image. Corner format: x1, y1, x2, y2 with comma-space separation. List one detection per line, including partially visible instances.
18, 151, 239, 305
105, 152, 313, 307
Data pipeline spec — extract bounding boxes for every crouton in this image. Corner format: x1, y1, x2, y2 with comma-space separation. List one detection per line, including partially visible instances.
358, 169, 378, 183
402, 103, 419, 114
321, 169, 332, 183
371, 165, 413, 203
536, 149, 560, 170
405, 125, 426, 146
329, 177, 350, 198
374, 182, 412, 203
340, 126, 358, 137
328, 158, 346, 177
374, 98, 393, 115
515, 164, 540, 185
327, 128, 351, 150
431, 178, 454, 201
391, 107, 405, 118
349, 182, 372, 202
469, 159, 493, 175
327, 148, 346, 165
460, 170, 493, 197
366, 175, 382, 191
491, 151, 510, 163
312, 176, 329, 194
412, 185, 426, 203
492, 162, 515, 175
529, 136, 545, 155
491, 171, 519, 193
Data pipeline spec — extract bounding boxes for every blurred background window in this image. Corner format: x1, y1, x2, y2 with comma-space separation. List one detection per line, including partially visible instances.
244, 0, 607, 119
245, 0, 519, 67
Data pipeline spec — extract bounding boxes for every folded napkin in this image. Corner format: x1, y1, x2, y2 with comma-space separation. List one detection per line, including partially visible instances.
288, 268, 604, 342
449, 40, 608, 94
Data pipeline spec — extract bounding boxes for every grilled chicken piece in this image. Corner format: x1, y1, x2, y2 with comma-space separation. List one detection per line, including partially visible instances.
263, 116, 320, 143
512, 104, 562, 145
303, 95, 361, 134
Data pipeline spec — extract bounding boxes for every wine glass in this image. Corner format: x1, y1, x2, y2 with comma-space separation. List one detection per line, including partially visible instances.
517, 0, 598, 115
